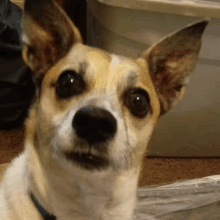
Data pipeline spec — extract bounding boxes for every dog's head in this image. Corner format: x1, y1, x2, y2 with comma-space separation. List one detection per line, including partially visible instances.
22, 0, 208, 173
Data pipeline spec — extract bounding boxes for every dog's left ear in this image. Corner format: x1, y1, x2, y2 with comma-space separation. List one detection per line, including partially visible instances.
140, 20, 209, 116
22, 0, 82, 79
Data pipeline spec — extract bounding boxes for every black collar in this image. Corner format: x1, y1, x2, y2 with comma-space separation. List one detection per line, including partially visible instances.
30, 193, 56, 220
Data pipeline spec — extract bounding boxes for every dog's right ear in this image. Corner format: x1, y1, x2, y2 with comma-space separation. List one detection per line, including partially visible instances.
22, 0, 82, 80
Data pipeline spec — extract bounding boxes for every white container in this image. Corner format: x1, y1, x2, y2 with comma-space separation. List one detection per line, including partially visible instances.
87, 0, 220, 157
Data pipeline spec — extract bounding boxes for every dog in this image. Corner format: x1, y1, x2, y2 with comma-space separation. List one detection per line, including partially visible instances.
0, 0, 208, 219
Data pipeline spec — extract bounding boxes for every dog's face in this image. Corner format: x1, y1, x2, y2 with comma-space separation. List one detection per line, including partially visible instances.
22, 0, 208, 174
28, 44, 161, 173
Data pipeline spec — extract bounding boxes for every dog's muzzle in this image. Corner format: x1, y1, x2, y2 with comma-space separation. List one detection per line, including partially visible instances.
72, 106, 117, 143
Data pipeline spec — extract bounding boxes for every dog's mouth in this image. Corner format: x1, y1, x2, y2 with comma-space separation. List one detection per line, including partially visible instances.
65, 151, 109, 170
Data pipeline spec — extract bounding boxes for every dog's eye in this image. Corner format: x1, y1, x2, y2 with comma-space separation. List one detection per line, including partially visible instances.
56, 70, 85, 98
124, 88, 150, 118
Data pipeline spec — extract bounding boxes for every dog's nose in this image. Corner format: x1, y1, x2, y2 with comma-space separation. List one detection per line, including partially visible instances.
72, 106, 117, 143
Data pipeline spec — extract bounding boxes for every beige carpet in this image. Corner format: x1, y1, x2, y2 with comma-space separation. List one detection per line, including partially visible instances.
0, 125, 220, 186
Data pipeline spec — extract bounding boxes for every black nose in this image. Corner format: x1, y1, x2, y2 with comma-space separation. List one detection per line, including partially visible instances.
72, 106, 117, 143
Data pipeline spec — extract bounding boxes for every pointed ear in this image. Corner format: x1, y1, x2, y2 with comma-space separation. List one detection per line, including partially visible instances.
22, 0, 82, 79
140, 20, 209, 116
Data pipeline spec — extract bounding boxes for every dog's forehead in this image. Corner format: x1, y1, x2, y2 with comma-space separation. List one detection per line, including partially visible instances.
84, 46, 154, 92
89, 53, 138, 87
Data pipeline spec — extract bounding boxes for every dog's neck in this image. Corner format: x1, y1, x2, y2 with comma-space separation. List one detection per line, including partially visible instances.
26, 140, 140, 220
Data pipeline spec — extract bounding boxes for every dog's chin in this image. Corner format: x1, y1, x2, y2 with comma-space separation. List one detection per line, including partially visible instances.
65, 151, 109, 171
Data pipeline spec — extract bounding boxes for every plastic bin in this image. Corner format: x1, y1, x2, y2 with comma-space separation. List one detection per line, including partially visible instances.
135, 174, 220, 219
87, 0, 220, 157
